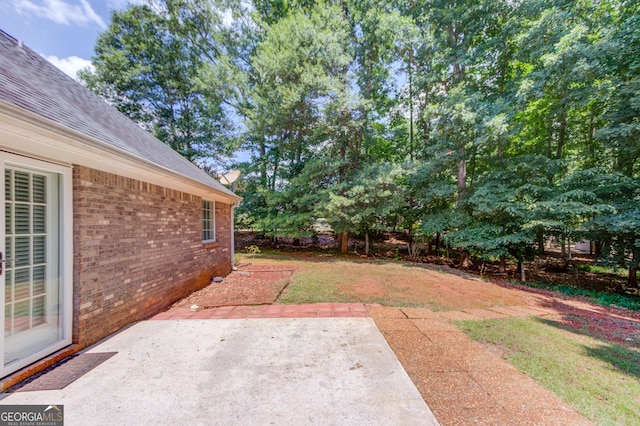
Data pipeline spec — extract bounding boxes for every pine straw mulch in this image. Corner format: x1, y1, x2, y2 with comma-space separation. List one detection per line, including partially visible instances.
173, 263, 295, 309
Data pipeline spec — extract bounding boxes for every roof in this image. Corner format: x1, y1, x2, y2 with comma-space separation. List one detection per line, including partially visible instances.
0, 30, 239, 201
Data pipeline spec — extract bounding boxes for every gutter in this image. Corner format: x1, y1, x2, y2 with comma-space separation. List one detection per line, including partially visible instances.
230, 200, 241, 271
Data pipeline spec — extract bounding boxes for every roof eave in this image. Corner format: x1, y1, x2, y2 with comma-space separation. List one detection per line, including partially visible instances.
0, 100, 242, 203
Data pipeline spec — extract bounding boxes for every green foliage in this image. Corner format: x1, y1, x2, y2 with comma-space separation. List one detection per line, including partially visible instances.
581, 173, 640, 279
88, 0, 640, 286
575, 264, 628, 277
321, 162, 405, 235
517, 279, 640, 311
80, 3, 232, 163
245, 245, 261, 258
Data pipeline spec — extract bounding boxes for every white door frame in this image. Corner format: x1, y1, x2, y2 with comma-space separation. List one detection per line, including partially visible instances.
0, 151, 73, 378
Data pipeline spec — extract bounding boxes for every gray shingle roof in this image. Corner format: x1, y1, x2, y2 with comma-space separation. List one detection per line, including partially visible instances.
0, 30, 238, 200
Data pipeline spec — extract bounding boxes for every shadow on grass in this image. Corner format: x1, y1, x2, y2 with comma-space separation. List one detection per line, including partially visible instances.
584, 343, 640, 378
536, 316, 640, 379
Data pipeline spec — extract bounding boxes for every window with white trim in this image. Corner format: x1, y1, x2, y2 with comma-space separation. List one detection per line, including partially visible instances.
202, 199, 216, 242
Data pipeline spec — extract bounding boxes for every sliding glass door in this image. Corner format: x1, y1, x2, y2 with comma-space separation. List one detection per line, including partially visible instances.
1, 152, 71, 377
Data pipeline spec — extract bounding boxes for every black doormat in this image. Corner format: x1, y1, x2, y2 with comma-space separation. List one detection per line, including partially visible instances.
10, 352, 117, 392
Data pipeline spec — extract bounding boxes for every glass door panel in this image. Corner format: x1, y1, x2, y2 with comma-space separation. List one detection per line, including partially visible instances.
3, 165, 61, 368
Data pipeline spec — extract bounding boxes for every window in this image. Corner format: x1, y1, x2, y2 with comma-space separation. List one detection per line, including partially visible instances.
202, 199, 215, 242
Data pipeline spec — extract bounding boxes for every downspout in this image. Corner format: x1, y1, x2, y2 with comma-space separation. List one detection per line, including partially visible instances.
231, 201, 240, 271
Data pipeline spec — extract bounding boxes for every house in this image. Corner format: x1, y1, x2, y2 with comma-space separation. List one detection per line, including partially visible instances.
0, 30, 241, 385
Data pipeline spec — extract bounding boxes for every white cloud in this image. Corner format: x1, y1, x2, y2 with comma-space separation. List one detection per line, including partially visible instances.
45, 55, 93, 79
14, 0, 107, 28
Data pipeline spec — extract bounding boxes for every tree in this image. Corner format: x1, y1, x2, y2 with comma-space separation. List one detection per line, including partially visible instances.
80, 3, 231, 163
595, 0, 640, 177
240, 3, 353, 239
322, 162, 404, 255
445, 155, 559, 280
578, 171, 640, 288
85, 0, 640, 290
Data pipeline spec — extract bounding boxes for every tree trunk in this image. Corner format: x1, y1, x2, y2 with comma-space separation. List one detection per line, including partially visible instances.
365, 232, 370, 256
561, 237, 566, 257
499, 254, 506, 274
457, 148, 467, 203
629, 248, 639, 288
459, 250, 471, 268
537, 229, 545, 255
518, 259, 526, 282
629, 265, 638, 288
340, 231, 349, 255
271, 161, 279, 192
602, 239, 611, 258
595, 240, 604, 257
566, 238, 572, 260
556, 107, 567, 159
259, 138, 267, 186
435, 233, 441, 254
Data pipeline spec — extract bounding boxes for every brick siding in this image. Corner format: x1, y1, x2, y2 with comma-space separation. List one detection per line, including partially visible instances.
72, 165, 232, 347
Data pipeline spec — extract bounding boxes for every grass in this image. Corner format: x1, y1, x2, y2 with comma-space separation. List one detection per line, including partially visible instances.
457, 317, 640, 425
278, 264, 352, 304
237, 254, 356, 304
575, 263, 629, 277
517, 280, 640, 310
244, 252, 640, 311
276, 257, 430, 307
237, 253, 476, 309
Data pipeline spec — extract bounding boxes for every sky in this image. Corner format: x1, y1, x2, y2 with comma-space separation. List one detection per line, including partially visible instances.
0, 0, 141, 78
0, 0, 251, 166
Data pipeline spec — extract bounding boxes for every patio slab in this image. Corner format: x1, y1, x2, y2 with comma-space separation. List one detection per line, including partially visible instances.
0, 318, 438, 426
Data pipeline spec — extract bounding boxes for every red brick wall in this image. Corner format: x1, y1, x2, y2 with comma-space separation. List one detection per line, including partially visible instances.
72, 165, 232, 346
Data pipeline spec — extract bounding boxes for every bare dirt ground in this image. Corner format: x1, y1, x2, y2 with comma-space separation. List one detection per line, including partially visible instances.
337, 261, 543, 310
173, 263, 294, 308
183, 255, 640, 347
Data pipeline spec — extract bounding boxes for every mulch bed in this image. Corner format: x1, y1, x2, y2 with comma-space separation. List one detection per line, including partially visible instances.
492, 278, 640, 346
174, 263, 295, 309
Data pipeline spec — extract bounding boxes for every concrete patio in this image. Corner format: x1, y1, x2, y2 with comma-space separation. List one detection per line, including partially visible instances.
0, 315, 438, 425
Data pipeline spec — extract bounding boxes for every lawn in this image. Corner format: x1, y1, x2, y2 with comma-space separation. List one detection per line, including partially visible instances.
457, 317, 640, 425
241, 254, 540, 310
